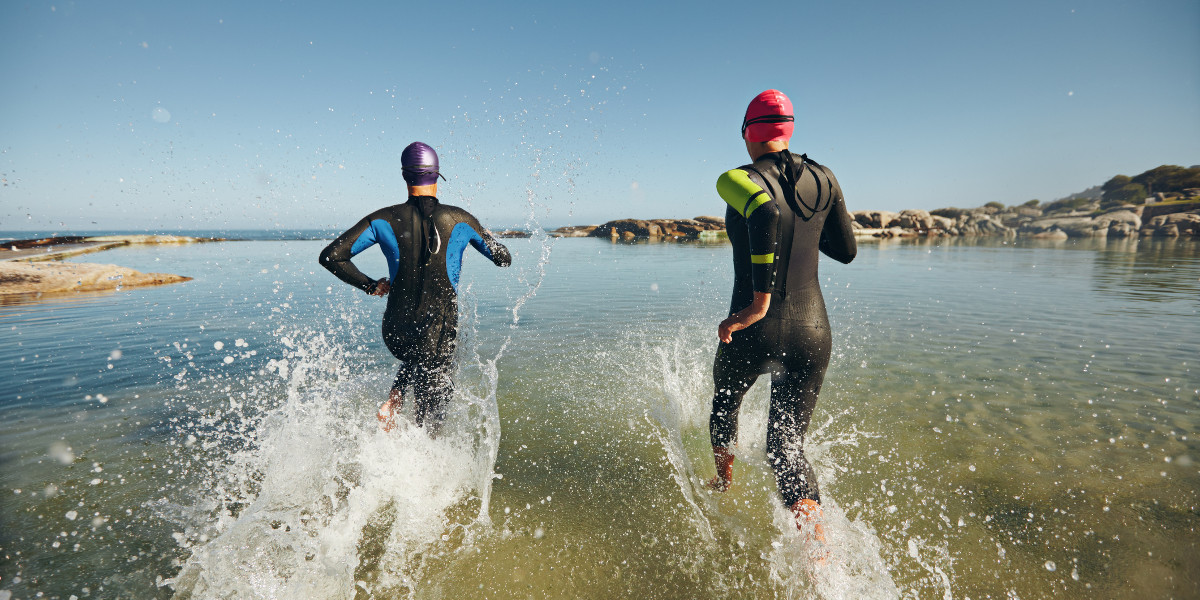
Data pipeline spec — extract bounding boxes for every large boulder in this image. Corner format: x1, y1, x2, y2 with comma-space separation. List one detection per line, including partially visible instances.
853, 210, 898, 229
931, 215, 956, 231
896, 209, 935, 231
588, 217, 726, 240
549, 225, 598, 237
1021, 216, 1104, 238
1140, 211, 1200, 237
1029, 229, 1069, 240
954, 213, 1013, 236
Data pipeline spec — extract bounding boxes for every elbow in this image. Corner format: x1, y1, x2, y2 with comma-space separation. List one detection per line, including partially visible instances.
839, 245, 857, 264
318, 245, 341, 272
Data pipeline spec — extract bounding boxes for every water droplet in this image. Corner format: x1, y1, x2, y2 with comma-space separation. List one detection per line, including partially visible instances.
1045, 560, 1057, 572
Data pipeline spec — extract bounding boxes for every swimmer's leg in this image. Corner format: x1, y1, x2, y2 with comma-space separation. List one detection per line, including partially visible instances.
709, 347, 757, 491
413, 361, 454, 437
768, 327, 830, 537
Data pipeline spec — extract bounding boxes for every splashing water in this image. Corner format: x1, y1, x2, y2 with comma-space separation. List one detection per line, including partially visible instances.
168, 193, 555, 598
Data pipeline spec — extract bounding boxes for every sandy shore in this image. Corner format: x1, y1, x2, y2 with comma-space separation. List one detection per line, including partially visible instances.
0, 235, 205, 296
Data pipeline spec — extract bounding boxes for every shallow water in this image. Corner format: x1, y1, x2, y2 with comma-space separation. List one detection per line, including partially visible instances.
1, 235, 1198, 599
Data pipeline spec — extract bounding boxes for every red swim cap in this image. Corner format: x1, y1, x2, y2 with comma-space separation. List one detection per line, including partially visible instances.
742, 89, 794, 143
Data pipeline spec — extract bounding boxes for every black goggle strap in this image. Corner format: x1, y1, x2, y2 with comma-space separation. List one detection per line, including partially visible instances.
741, 114, 794, 137
403, 164, 448, 181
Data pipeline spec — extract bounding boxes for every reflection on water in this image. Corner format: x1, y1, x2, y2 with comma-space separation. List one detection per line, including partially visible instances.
1091, 238, 1200, 309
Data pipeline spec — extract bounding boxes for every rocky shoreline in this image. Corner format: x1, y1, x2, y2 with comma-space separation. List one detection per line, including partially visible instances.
853, 200, 1199, 240
550, 199, 1200, 241
550, 217, 727, 240
0, 235, 211, 296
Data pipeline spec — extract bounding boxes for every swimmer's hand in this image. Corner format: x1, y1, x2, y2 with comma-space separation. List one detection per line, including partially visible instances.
378, 393, 402, 432
369, 278, 390, 296
718, 291, 771, 343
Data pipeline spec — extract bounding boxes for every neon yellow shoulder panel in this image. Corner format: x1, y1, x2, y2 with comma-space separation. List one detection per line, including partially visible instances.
716, 169, 771, 218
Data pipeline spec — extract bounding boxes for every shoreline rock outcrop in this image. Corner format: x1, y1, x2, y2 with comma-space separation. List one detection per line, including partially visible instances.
551, 217, 727, 240
852, 200, 1199, 240
551, 199, 1199, 242
0, 235, 203, 296
0, 261, 192, 295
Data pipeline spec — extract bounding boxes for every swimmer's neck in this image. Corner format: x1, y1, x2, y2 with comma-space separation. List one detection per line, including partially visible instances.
408, 184, 437, 197
745, 139, 788, 161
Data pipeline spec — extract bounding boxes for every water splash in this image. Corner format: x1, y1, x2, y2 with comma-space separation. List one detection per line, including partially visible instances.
634, 322, 904, 598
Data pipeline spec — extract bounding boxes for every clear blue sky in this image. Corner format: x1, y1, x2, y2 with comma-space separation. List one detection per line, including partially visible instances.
2, 0, 1197, 231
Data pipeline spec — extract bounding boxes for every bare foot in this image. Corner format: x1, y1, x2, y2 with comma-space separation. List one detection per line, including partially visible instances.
791, 498, 827, 543
707, 446, 734, 492
706, 475, 731, 492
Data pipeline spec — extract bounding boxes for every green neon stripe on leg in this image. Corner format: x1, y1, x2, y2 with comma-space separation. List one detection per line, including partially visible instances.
751, 253, 774, 264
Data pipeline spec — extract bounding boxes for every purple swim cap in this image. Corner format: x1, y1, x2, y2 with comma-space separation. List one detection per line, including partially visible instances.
401, 141, 446, 186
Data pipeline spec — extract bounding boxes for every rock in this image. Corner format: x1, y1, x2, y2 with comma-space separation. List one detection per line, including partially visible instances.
930, 207, 971, 219
896, 209, 934, 231
1140, 211, 1200, 237
853, 210, 898, 229
876, 226, 917, 238
588, 217, 724, 240
0, 261, 191, 295
1021, 216, 1104, 238
1030, 229, 1069, 240
1094, 210, 1141, 230
1107, 222, 1136, 238
549, 225, 598, 237
931, 215, 956, 231
493, 230, 531, 238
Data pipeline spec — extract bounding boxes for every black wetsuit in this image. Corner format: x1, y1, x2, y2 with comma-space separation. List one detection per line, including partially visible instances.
319, 196, 511, 427
712, 150, 856, 507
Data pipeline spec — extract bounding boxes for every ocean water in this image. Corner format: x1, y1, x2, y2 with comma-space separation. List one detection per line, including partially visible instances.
1, 235, 1198, 599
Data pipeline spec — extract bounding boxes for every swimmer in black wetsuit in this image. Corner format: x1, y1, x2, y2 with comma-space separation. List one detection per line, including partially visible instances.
319, 142, 511, 434
707, 90, 857, 537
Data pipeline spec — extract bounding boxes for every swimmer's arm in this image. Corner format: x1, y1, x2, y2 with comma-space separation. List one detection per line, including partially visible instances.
717, 169, 780, 291
819, 194, 857, 264
473, 229, 512, 267
718, 291, 770, 343
319, 217, 384, 293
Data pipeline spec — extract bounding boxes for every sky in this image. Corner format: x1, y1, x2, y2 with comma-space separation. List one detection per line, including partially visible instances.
1, 0, 1198, 231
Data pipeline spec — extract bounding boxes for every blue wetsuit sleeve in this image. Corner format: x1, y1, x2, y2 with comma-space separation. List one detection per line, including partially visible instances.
473, 229, 512, 267
445, 220, 512, 292
319, 215, 382, 292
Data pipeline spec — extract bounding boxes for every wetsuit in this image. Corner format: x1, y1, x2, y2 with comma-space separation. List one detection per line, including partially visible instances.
319, 196, 511, 426
711, 150, 856, 507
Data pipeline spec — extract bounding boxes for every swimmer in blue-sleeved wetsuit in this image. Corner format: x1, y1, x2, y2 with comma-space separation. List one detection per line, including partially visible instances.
320, 142, 511, 433
707, 90, 857, 539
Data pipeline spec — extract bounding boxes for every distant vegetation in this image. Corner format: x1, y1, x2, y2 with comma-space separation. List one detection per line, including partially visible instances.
1099, 165, 1200, 209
